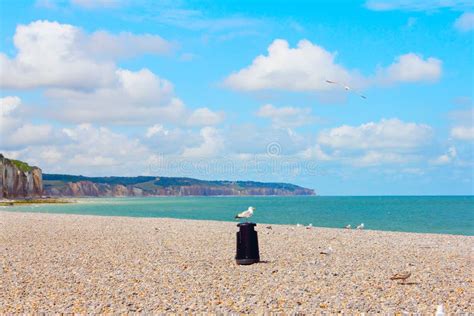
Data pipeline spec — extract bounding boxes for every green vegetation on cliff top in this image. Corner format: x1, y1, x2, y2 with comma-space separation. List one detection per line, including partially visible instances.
1, 154, 35, 173
10, 159, 34, 172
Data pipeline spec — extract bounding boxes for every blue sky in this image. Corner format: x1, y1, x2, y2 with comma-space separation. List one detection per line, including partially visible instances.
0, 0, 473, 195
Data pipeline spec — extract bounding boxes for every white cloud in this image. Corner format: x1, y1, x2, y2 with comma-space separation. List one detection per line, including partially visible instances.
451, 126, 474, 141
449, 108, 474, 141
224, 39, 361, 92
431, 146, 457, 165
0, 20, 172, 90
8, 124, 53, 147
83, 31, 173, 60
146, 124, 170, 138
38, 147, 63, 163
0, 96, 21, 116
43, 68, 184, 124
182, 127, 224, 158
0, 96, 54, 149
59, 123, 151, 170
43, 68, 222, 126
257, 104, 316, 128
187, 108, 225, 126
318, 118, 433, 150
0, 20, 221, 127
298, 145, 331, 161
378, 53, 442, 83
353, 151, 412, 166
365, 0, 472, 11
224, 39, 442, 94
454, 12, 474, 32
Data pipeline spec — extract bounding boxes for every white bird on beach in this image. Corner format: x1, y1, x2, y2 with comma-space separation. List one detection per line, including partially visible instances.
320, 246, 333, 255
356, 223, 365, 230
306, 223, 313, 229
326, 79, 367, 99
296, 223, 303, 227
435, 304, 444, 316
234, 206, 255, 219
345, 224, 351, 229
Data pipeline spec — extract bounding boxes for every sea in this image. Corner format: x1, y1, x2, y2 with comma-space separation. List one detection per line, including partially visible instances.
3, 196, 473, 236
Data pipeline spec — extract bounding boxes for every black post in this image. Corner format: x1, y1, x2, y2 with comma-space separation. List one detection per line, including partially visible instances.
235, 222, 260, 265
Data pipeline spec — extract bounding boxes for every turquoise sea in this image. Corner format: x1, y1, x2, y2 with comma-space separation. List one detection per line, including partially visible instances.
3, 196, 473, 235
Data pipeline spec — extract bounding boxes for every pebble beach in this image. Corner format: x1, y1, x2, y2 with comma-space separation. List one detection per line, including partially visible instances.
0, 210, 472, 314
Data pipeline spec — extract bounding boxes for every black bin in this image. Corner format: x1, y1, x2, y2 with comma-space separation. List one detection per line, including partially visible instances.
235, 222, 260, 265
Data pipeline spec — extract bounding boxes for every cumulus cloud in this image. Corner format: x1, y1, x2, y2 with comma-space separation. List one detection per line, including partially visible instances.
431, 146, 457, 165
187, 108, 225, 126
6, 123, 154, 175
8, 124, 53, 147
224, 39, 361, 92
61, 124, 151, 167
0, 96, 21, 114
0, 20, 222, 127
318, 118, 433, 150
0, 96, 54, 149
224, 39, 442, 94
315, 118, 433, 166
353, 151, 412, 166
43, 68, 187, 124
0, 20, 172, 90
146, 124, 170, 138
43, 69, 224, 126
257, 104, 316, 128
83, 31, 173, 60
377, 53, 442, 83
451, 126, 474, 141
182, 127, 224, 158
298, 145, 331, 161
454, 12, 474, 32
449, 108, 474, 141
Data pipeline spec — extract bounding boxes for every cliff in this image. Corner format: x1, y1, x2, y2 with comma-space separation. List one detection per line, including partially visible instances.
0, 154, 43, 199
43, 174, 315, 197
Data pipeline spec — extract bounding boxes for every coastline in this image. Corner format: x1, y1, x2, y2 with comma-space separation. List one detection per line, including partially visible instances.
1, 210, 471, 313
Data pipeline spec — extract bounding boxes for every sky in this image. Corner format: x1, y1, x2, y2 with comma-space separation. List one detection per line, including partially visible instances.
0, 0, 473, 195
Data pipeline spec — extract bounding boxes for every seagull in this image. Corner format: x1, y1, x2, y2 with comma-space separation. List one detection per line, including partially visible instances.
325, 79, 367, 99
435, 305, 444, 316
306, 223, 313, 229
320, 246, 333, 255
344, 224, 352, 229
234, 206, 255, 219
390, 271, 411, 282
356, 223, 365, 230
296, 223, 303, 227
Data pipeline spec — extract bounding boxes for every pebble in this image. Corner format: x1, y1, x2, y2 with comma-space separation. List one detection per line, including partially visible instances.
0, 211, 472, 313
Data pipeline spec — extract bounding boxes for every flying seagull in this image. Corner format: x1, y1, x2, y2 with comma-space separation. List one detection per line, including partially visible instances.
234, 206, 255, 219
325, 79, 367, 99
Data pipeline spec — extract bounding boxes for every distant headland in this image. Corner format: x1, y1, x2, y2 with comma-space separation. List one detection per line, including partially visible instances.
0, 154, 315, 198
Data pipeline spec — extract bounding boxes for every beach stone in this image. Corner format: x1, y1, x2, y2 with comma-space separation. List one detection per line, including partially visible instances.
0, 210, 472, 314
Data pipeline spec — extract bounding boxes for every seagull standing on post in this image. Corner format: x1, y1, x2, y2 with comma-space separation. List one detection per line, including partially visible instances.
234, 206, 255, 220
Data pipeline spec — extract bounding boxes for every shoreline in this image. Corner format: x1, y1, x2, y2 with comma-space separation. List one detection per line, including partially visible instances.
1, 210, 472, 313
1, 208, 472, 237
0, 198, 74, 206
